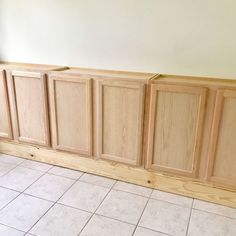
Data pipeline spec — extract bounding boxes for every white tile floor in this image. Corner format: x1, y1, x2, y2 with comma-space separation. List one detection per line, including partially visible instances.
0, 154, 235, 236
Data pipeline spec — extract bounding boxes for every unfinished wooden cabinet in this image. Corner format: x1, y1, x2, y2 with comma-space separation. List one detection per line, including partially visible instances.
146, 83, 207, 177
0, 69, 12, 139
207, 89, 236, 186
48, 72, 92, 156
7, 70, 50, 146
95, 78, 146, 165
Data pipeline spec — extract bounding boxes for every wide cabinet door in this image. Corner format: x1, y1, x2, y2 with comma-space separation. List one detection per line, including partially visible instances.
96, 80, 145, 165
8, 70, 50, 146
146, 83, 207, 177
49, 75, 92, 156
207, 89, 236, 186
0, 70, 12, 139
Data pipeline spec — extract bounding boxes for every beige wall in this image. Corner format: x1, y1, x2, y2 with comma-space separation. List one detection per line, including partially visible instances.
0, 0, 236, 79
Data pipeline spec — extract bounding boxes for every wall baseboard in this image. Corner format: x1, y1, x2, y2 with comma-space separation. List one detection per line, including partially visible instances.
0, 140, 235, 208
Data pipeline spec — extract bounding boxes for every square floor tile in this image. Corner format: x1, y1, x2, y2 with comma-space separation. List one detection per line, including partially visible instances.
134, 227, 168, 236
188, 209, 236, 236
0, 194, 53, 231
151, 190, 193, 208
80, 173, 116, 188
113, 181, 152, 197
97, 190, 148, 224
48, 166, 83, 180
0, 154, 24, 165
20, 160, 52, 172
139, 199, 191, 236
80, 214, 135, 236
59, 181, 109, 212
25, 173, 75, 201
0, 162, 16, 177
0, 187, 19, 210
193, 199, 236, 219
0, 224, 25, 236
0, 167, 44, 191
30, 203, 91, 236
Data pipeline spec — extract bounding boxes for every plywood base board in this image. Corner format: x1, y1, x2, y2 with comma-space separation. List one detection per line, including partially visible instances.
0, 141, 235, 208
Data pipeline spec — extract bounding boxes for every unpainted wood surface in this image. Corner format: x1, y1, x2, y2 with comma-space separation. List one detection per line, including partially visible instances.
0, 62, 67, 72
147, 84, 206, 177
97, 80, 145, 165
208, 89, 236, 186
8, 71, 50, 146
0, 70, 12, 139
0, 140, 235, 209
49, 75, 92, 155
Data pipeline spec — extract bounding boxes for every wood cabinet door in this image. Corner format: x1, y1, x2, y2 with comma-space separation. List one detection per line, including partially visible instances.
0, 70, 13, 139
207, 89, 236, 186
96, 80, 145, 165
8, 70, 50, 146
146, 83, 207, 177
49, 75, 92, 156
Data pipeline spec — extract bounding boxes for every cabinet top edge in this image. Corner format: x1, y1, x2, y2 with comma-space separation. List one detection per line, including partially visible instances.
151, 74, 236, 87
0, 61, 68, 72
49, 67, 158, 81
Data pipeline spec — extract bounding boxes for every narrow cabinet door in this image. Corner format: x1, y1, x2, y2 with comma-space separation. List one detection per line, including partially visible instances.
96, 80, 145, 165
0, 70, 12, 139
146, 83, 207, 177
49, 75, 92, 156
8, 70, 50, 146
207, 89, 236, 186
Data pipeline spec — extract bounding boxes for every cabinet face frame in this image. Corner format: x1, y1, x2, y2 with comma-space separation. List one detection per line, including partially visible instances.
96, 79, 145, 166
8, 70, 50, 146
207, 89, 236, 186
146, 83, 207, 177
0, 70, 13, 139
49, 75, 92, 156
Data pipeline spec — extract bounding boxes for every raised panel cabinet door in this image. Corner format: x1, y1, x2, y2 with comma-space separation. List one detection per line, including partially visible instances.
0, 70, 13, 139
97, 80, 145, 165
8, 70, 50, 146
207, 89, 236, 186
146, 83, 207, 177
49, 75, 92, 156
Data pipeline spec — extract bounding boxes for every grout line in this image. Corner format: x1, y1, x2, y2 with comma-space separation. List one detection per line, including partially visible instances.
0, 158, 26, 178
0, 191, 21, 212
77, 180, 117, 236
131, 189, 153, 236
185, 199, 194, 236
94, 212, 136, 226
191, 207, 236, 220
24, 174, 80, 235
0, 222, 26, 234
137, 226, 174, 236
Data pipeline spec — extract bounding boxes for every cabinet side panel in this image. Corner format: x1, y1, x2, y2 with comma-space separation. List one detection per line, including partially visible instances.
0, 71, 12, 138
153, 91, 199, 172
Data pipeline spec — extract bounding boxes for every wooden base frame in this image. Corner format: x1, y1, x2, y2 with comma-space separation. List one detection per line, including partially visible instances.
0, 140, 235, 208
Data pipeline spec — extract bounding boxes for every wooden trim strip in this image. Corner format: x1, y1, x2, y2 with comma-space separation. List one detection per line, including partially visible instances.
0, 141, 235, 208
0, 70, 13, 139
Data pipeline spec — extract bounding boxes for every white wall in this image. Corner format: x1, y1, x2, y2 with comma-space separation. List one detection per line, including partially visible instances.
0, 0, 236, 79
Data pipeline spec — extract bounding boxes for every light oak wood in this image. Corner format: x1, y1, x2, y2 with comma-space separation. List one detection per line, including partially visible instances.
96, 79, 146, 165
146, 83, 207, 177
7, 70, 50, 146
0, 61, 68, 72
48, 73, 92, 156
0, 70, 13, 139
0, 140, 235, 208
207, 89, 236, 187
